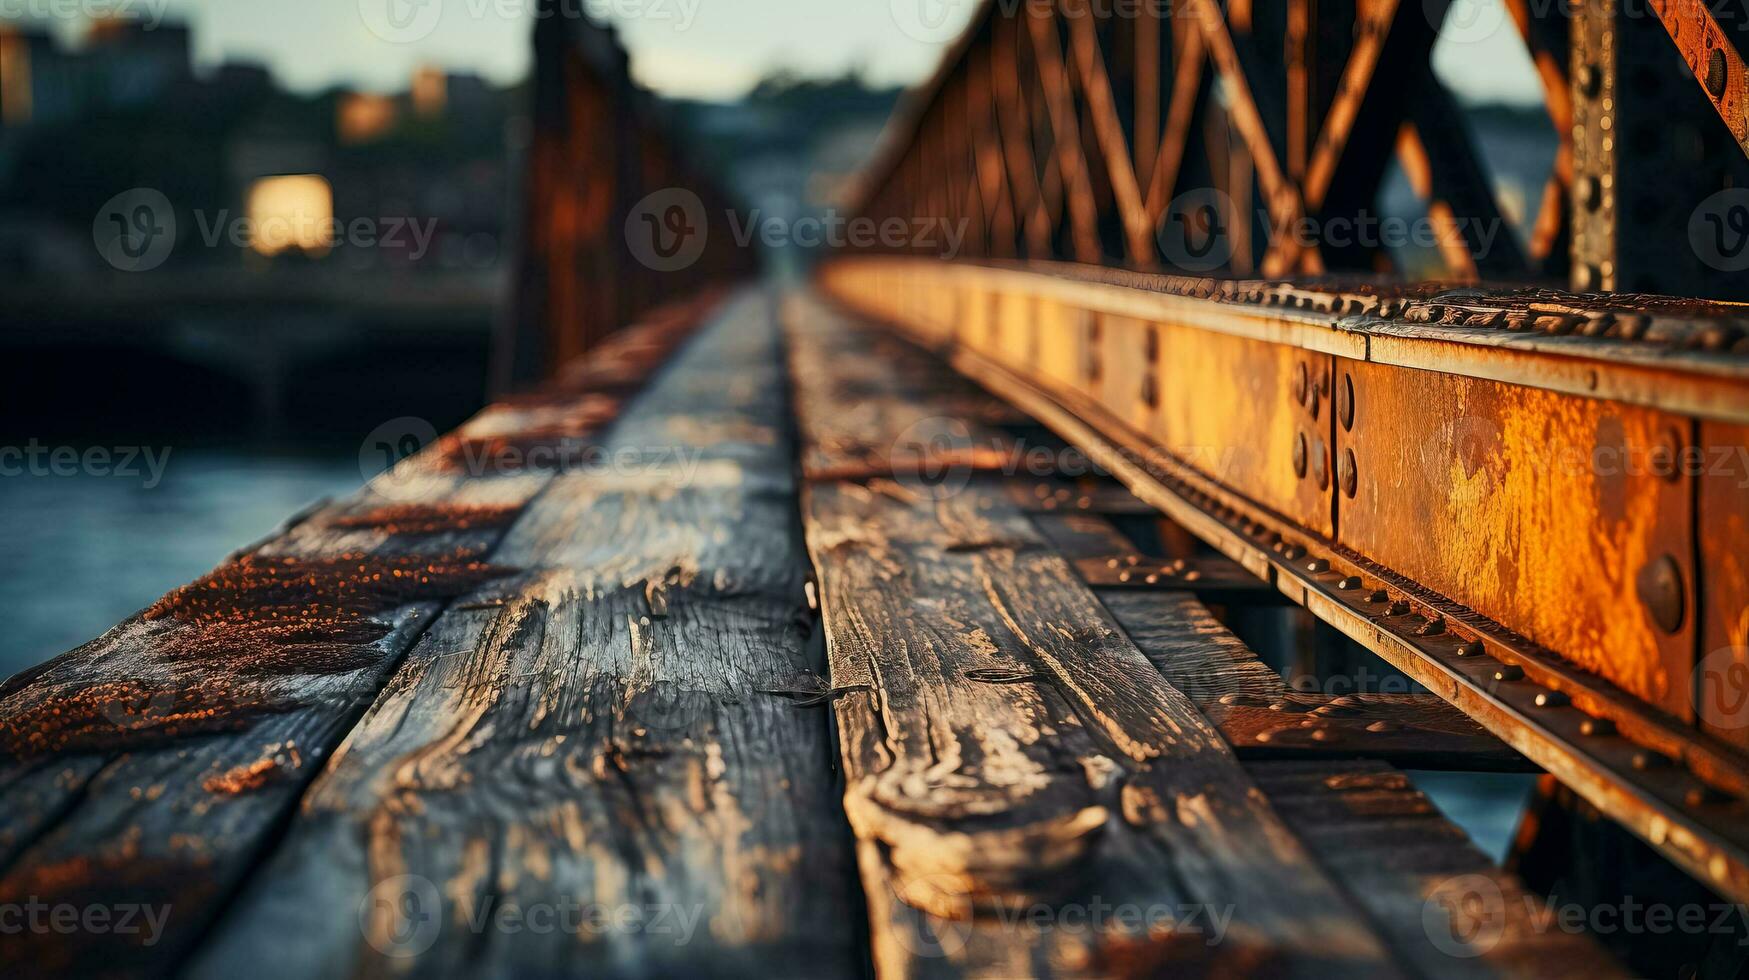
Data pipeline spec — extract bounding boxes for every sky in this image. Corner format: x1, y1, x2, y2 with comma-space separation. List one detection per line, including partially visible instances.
6, 0, 1543, 105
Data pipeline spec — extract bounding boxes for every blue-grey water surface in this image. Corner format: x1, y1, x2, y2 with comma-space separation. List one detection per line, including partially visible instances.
0, 449, 362, 679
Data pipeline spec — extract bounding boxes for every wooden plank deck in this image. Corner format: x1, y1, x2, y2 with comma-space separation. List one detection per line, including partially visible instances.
0, 286, 1624, 978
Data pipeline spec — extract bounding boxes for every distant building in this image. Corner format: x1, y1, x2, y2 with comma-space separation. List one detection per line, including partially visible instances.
84, 20, 193, 108
0, 20, 522, 277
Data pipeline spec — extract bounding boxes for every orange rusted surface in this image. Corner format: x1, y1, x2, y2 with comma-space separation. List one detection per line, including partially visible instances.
1645, 0, 1749, 157
0, 551, 515, 758
202, 742, 303, 795
1337, 359, 1694, 714
0, 676, 298, 758
146, 550, 511, 624
1700, 421, 1749, 747
1149, 324, 1334, 536
330, 503, 522, 536
821, 256, 1748, 721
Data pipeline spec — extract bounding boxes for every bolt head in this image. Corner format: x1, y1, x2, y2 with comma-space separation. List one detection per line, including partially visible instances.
1340, 449, 1358, 498
1578, 62, 1602, 99
1338, 374, 1355, 431
1637, 555, 1687, 634
1651, 426, 1683, 482
1293, 432, 1309, 479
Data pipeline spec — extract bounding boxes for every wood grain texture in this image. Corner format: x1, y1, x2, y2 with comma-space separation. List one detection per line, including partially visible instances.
0, 298, 714, 977
789, 294, 1406, 979
1251, 761, 1625, 978
787, 294, 1025, 484
1031, 451, 1525, 771
186, 291, 863, 979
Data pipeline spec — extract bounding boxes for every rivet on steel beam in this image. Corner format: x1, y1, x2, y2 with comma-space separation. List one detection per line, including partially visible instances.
1337, 575, 1363, 590
1708, 47, 1728, 99
1651, 426, 1683, 482
1312, 440, 1330, 490
1535, 690, 1571, 708
1368, 589, 1389, 603
1119, 570, 1134, 583
1386, 600, 1411, 616
1293, 432, 1309, 479
1630, 750, 1669, 771
1144, 574, 1161, 585
1293, 362, 1309, 404
1281, 546, 1304, 561
1306, 559, 1330, 573
1493, 664, 1525, 682
1455, 641, 1484, 657
1416, 617, 1446, 636
1578, 62, 1601, 99
1637, 555, 1687, 635
1686, 785, 1726, 807
1340, 449, 1358, 499
1579, 717, 1616, 737
1338, 374, 1355, 431
1580, 175, 1603, 212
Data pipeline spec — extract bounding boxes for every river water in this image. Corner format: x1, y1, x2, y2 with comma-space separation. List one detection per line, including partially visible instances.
0, 448, 362, 680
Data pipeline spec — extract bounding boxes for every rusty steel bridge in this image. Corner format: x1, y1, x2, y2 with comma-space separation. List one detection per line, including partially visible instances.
5, 1, 1749, 978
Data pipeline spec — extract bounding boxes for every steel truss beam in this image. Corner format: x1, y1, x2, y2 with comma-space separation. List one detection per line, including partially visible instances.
822, 255, 1749, 904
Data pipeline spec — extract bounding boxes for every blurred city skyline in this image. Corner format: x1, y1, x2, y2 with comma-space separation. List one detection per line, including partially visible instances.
5, 0, 1544, 105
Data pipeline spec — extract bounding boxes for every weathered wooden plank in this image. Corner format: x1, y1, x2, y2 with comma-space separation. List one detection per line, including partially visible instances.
1252, 761, 1625, 978
185, 292, 863, 979
1030, 510, 1524, 768
785, 294, 1025, 485
0, 299, 715, 976
789, 294, 1406, 978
